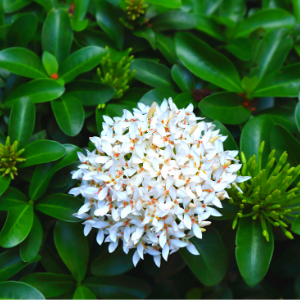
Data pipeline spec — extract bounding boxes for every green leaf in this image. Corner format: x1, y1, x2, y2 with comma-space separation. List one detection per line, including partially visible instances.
96, 1, 124, 50
3, 0, 31, 13
0, 176, 11, 197
0, 187, 28, 211
91, 246, 133, 276
5, 79, 65, 107
199, 92, 251, 125
84, 276, 151, 299
222, 38, 253, 61
139, 88, 177, 107
234, 8, 295, 38
179, 226, 228, 286
59, 46, 108, 83
151, 10, 197, 31
175, 32, 243, 92
71, 18, 89, 32
171, 64, 195, 93
131, 59, 175, 90
7, 13, 37, 47
134, 28, 156, 50
42, 51, 59, 77
173, 93, 198, 110
240, 115, 274, 168
270, 124, 300, 166
20, 215, 43, 262
29, 144, 80, 201
73, 286, 96, 299
66, 80, 115, 106
217, 0, 246, 23
36, 194, 83, 222
42, 9, 73, 65
21, 273, 76, 298
292, 215, 300, 235
54, 221, 89, 282
74, 0, 90, 21
0, 48, 47, 79
0, 204, 34, 248
105, 102, 136, 118
8, 98, 35, 149
96, 106, 106, 134
249, 28, 293, 83
156, 32, 178, 65
33, 0, 57, 11
236, 217, 274, 286
296, 102, 300, 133
19, 140, 66, 168
253, 63, 300, 97
145, 0, 182, 8
51, 95, 85, 136
212, 120, 238, 150
0, 281, 45, 299
292, 0, 300, 22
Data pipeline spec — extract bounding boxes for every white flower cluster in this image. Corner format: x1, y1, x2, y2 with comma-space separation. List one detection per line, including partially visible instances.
69, 98, 250, 267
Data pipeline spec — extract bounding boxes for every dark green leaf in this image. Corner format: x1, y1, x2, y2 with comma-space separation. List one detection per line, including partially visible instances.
199, 92, 251, 125
217, 0, 246, 23
292, 215, 300, 235
156, 32, 178, 64
42, 51, 59, 77
296, 102, 300, 133
173, 93, 197, 110
3, 0, 31, 13
51, 95, 85, 136
20, 215, 43, 262
222, 38, 253, 61
0, 281, 45, 299
0, 48, 47, 79
236, 217, 274, 286
0, 204, 34, 248
59, 46, 108, 83
21, 273, 76, 298
42, 9, 73, 65
105, 102, 136, 118
36, 194, 83, 222
0, 187, 28, 211
19, 140, 66, 168
171, 64, 195, 93
139, 88, 177, 107
175, 32, 243, 92
213, 120, 238, 150
73, 286, 96, 299
145, 0, 182, 8
0, 176, 11, 197
54, 221, 89, 282
33, 0, 57, 11
134, 28, 156, 50
179, 226, 228, 286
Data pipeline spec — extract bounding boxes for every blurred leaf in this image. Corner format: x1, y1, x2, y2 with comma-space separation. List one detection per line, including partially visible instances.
175, 32, 243, 92
42, 9, 73, 65
36, 194, 82, 222
179, 226, 228, 286
73, 286, 96, 299
0, 187, 28, 211
0, 48, 47, 79
59, 46, 108, 83
84, 276, 151, 299
217, 0, 246, 23
171, 64, 195, 93
292, 215, 300, 235
234, 8, 295, 38
3, 0, 31, 13
0, 281, 45, 299
173, 93, 197, 109
66, 80, 115, 106
199, 92, 250, 125
74, 0, 90, 20
296, 102, 300, 133
20, 215, 43, 262
205, 287, 233, 299
21, 273, 76, 298
7, 13, 37, 47
236, 217, 274, 286
54, 221, 89, 282
240, 115, 274, 168
5, 79, 65, 107
139, 88, 177, 107
222, 38, 253, 61
33, 0, 57, 11
0, 204, 34, 248
134, 28, 156, 50
96, 1, 124, 50
42, 51, 59, 77
151, 10, 197, 31
0, 176, 11, 197
213, 120, 238, 150
145, 0, 182, 8
156, 33, 178, 64
19, 140, 66, 168
51, 95, 85, 136
292, 0, 300, 22
270, 124, 300, 166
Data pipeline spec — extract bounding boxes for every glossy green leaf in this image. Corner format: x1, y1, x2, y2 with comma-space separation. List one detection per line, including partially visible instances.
139, 88, 177, 107
66, 80, 115, 106
213, 120, 238, 150
20, 215, 43, 262
222, 38, 253, 61
253, 63, 300, 97
74, 0, 90, 20
105, 102, 137, 118
0, 187, 28, 211
19, 140, 66, 168
234, 8, 295, 38
131, 59, 175, 90
199, 92, 250, 125
54, 221, 89, 282
0, 204, 34, 248
292, 215, 300, 235
156, 32, 178, 64
292, 0, 300, 22
296, 102, 300, 133
179, 226, 228, 286
217, 0, 246, 23
96, 1, 124, 50
0, 281, 45, 299
175, 32, 242, 92
42, 9, 73, 65
145, 0, 182, 8
51, 95, 85, 136
59, 46, 108, 83
236, 217, 274, 286
5, 79, 65, 107
3, 0, 31, 13
21, 273, 75, 298
151, 10, 197, 31
173, 93, 198, 110
171, 64, 195, 93
270, 124, 300, 166
0, 48, 47, 79
73, 286, 96, 299
42, 51, 59, 77
0, 177, 12, 197
7, 13, 37, 47
84, 276, 151, 299
36, 194, 82, 222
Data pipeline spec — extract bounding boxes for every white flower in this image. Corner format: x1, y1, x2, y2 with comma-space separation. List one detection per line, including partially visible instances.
69, 98, 249, 267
